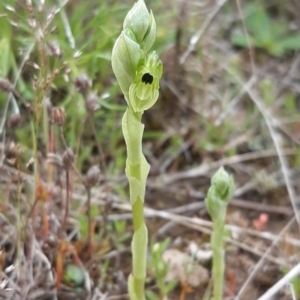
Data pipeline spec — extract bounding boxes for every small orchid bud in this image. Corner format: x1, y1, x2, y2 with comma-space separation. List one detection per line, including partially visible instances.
129, 51, 162, 112
123, 0, 156, 53
205, 167, 234, 222
211, 167, 234, 203
111, 31, 142, 101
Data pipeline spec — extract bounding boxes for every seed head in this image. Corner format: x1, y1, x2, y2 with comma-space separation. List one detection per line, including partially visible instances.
47, 153, 63, 167
86, 165, 101, 187
46, 40, 62, 57
85, 92, 100, 113
62, 148, 75, 169
74, 73, 92, 95
5, 141, 18, 165
51, 107, 66, 126
7, 113, 21, 129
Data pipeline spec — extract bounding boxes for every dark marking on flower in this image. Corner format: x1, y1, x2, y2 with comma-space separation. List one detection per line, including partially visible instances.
141, 73, 153, 85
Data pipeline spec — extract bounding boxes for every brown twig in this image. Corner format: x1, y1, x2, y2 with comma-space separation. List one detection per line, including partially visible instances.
60, 169, 70, 237
86, 186, 92, 246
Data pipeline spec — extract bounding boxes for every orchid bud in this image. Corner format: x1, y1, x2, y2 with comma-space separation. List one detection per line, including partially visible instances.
129, 51, 162, 112
205, 167, 234, 222
123, 0, 156, 53
212, 167, 234, 203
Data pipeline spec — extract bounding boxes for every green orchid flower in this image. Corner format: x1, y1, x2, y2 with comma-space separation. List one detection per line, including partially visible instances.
129, 51, 163, 112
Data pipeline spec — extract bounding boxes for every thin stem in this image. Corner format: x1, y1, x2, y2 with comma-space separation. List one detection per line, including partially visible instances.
58, 126, 85, 183
87, 112, 107, 177
61, 169, 70, 237
211, 221, 225, 300
58, 125, 94, 250
98, 195, 110, 242
87, 187, 92, 245
47, 124, 54, 216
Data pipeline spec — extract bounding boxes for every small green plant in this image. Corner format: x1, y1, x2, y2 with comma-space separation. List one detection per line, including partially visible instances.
231, 3, 300, 56
113, 219, 132, 245
205, 167, 235, 300
111, 1, 163, 299
147, 238, 177, 300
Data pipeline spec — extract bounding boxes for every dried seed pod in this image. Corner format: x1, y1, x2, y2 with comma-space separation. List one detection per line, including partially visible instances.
0, 77, 14, 93
62, 148, 75, 169
4, 142, 18, 165
51, 107, 66, 126
51, 185, 62, 202
7, 113, 21, 129
47, 153, 63, 167
86, 165, 100, 187
85, 92, 100, 113
46, 40, 62, 57
74, 73, 92, 95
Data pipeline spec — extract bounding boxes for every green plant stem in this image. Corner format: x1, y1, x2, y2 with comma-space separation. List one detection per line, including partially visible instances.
122, 106, 149, 300
211, 220, 225, 300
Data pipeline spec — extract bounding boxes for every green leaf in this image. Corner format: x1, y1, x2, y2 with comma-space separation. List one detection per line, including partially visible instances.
165, 279, 178, 293
146, 290, 159, 300
284, 94, 297, 113
114, 219, 127, 234
278, 34, 300, 50
0, 38, 11, 77
79, 214, 88, 236
91, 205, 99, 218
231, 31, 251, 48
267, 43, 285, 57
246, 5, 272, 45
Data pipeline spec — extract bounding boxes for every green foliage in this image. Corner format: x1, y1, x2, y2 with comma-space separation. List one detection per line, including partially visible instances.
112, 219, 132, 244
231, 3, 300, 56
198, 120, 232, 152
0, 2, 19, 78
147, 238, 177, 299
